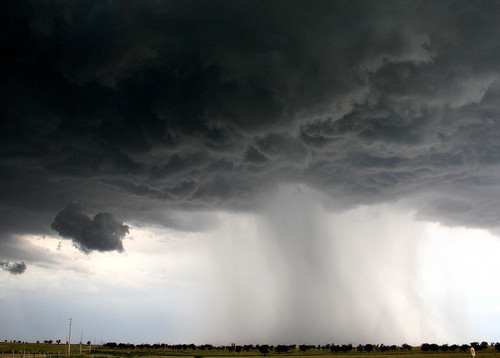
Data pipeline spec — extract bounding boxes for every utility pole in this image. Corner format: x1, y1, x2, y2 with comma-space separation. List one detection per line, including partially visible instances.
79, 332, 82, 354
67, 318, 72, 355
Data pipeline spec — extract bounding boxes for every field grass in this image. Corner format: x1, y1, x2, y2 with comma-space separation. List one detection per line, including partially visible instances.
0, 342, 92, 356
0, 343, 498, 358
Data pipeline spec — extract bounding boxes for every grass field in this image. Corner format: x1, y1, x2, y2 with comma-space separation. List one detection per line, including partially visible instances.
0, 342, 92, 357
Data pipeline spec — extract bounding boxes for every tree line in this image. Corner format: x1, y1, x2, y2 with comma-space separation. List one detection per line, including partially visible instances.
98, 341, 500, 354
22, 340, 500, 355
420, 342, 490, 352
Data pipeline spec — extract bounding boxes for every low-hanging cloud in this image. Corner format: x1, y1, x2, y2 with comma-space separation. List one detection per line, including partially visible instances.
51, 204, 129, 253
0, 260, 27, 275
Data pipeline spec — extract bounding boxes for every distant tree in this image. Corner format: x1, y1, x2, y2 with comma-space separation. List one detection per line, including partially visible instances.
329, 345, 340, 353
364, 344, 374, 353
460, 345, 469, 352
481, 342, 489, 350
402, 344, 412, 351
494, 343, 500, 352
275, 345, 292, 354
299, 345, 311, 353
441, 344, 449, 352
257, 345, 269, 356
449, 345, 459, 351
56, 340, 61, 345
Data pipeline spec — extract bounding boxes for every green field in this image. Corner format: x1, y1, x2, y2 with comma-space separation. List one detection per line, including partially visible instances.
0, 342, 91, 357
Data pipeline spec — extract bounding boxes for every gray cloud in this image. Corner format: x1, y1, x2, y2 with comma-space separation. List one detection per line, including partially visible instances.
0, 261, 27, 275
51, 204, 129, 253
2, 1, 500, 265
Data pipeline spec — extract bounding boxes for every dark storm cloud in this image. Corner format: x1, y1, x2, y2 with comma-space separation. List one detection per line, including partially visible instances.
0, 261, 27, 275
51, 204, 129, 253
3, 0, 500, 263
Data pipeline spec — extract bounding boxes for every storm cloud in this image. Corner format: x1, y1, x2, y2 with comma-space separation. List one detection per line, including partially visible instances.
1, 1, 500, 234
51, 204, 129, 253
0, 261, 27, 275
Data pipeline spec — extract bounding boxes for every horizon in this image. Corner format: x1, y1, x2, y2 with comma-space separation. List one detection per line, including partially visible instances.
0, 341, 493, 348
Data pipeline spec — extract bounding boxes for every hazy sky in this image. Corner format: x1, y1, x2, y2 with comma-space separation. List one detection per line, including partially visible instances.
2, 0, 500, 346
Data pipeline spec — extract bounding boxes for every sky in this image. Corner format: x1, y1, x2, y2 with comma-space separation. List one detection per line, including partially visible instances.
2, 0, 500, 346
